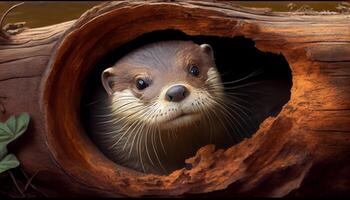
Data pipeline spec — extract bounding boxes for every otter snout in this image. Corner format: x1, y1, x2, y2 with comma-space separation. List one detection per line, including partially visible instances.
165, 85, 189, 102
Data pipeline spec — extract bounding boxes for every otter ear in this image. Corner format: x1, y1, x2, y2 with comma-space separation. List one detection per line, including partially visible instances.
200, 44, 214, 58
101, 68, 116, 95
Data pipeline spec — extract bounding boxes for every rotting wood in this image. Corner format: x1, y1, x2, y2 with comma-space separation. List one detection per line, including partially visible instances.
0, 0, 349, 197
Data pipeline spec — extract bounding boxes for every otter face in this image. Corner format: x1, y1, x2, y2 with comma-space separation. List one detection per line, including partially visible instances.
101, 41, 224, 130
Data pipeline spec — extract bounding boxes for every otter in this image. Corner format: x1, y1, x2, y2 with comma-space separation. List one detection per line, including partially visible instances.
87, 41, 255, 175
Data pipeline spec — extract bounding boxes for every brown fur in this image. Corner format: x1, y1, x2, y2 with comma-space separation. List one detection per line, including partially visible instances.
102, 41, 213, 100
89, 41, 234, 175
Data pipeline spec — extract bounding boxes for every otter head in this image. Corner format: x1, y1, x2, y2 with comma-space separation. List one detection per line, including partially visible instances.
101, 41, 224, 130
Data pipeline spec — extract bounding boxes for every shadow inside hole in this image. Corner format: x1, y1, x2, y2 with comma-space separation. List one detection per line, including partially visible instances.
81, 29, 292, 175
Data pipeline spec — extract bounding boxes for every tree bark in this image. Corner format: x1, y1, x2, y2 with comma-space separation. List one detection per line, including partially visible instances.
0, 0, 349, 197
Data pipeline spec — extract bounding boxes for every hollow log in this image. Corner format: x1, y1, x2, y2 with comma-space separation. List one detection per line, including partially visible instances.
0, 1, 349, 197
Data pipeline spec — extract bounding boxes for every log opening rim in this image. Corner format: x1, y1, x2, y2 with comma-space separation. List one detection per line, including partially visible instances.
38, 1, 318, 197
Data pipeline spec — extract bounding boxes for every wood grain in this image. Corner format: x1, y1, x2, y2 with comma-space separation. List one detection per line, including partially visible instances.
0, 0, 349, 197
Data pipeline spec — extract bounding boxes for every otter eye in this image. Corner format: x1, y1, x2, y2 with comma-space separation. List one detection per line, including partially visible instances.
189, 65, 200, 77
136, 78, 149, 90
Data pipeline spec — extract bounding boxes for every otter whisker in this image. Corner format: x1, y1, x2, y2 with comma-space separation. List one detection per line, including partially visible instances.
213, 104, 244, 142
213, 100, 249, 138
87, 40, 270, 175
225, 88, 275, 96
127, 120, 145, 158
129, 103, 162, 171
111, 94, 138, 99
209, 80, 267, 89
107, 105, 155, 149
223, 93, 265, 109
171, 121, 178, 140
152, 125, 167, 174
85, 98, 105, 106
203, 97, 238, 142
93, 102, 141, 118
110, 101, 142, 113
215, 110, 238, 142
84, 92, 132, 106
158, 130, 167, 156
104, 101, 148, 122
224, 98, 255, 115
98, 105, 149, 133
151, 124, 162, 163
136, 124, 146, 173
209, 98, 248, 139
95, 104, 144, 124
196, 100, 216, 144
152, 105, 168, 156
109, 95, 139, 103
123, 104, 157, 151
224, 100, 258, 131
205, 74, 221, 83
210, 68, 233, 78
109, 121, 138, 150
121, 120, 146, 154
216, 96, 257, 128
110, 97, 139, 104
222, 95, 258, 116
206, 85, 262, 109
206, 68, 264, 85
133, 104, 160, 160
144, 123, 156, 168
198, 91, 231, 141
167, 123, 176, 141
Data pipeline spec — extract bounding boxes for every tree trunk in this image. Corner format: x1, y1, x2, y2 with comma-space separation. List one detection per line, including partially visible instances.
0, 1, 349, 197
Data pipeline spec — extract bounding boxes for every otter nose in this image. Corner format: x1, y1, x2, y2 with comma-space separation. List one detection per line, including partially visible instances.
165, 85, 189, 102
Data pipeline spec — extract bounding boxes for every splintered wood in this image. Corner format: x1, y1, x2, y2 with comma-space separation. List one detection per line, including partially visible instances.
0, 0, 349, 197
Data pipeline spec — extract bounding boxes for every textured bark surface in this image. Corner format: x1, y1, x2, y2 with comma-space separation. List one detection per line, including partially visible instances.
0, 0, 349, 197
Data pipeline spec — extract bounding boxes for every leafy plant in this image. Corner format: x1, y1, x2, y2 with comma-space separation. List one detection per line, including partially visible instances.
0, 113, 30, 173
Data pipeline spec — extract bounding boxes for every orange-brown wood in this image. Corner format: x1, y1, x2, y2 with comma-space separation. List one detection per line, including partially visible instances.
0, 1, 349, 197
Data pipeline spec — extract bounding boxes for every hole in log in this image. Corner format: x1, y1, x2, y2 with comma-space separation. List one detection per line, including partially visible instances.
81, 29, 292, 175
41, 2, 300, 196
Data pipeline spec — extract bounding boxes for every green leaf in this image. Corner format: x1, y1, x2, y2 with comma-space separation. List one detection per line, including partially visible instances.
0, 134, 12, 143
0, 153, 20, 174
0, 122, 12, 143
6, 116, 16, 136
0, 113, 30, 174
15, 113, 30, 136
0, 122, 12, 136
0, 144, 7, 159
0, 113, 30, 145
